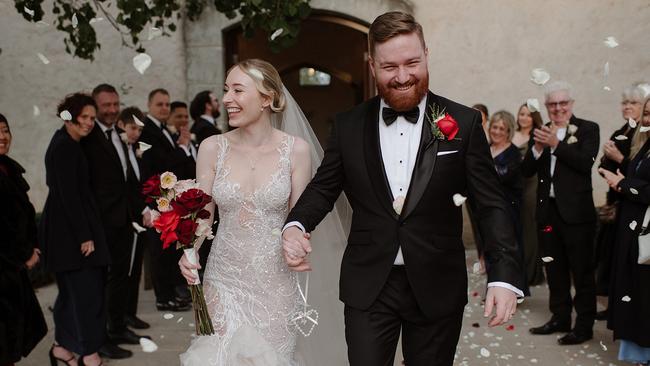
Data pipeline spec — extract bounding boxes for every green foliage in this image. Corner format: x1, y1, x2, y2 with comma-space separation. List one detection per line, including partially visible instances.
13, 0, 311, 61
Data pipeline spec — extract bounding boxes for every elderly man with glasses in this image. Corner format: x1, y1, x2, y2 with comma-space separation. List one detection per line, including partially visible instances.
522, 80, 600, 345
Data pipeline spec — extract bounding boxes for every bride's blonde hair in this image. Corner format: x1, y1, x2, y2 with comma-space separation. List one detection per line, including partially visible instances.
228, 59, 286, 113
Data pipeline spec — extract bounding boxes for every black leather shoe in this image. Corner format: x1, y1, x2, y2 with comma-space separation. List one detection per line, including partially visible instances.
98, 342, 132, 359
108, 328, 151, 345
175, 285, 191, 304
595, 309, 608, 321
558, 331, 593, 345
156, 300, 191, 312
529, 319, 571, 335
125, 315, 150, 329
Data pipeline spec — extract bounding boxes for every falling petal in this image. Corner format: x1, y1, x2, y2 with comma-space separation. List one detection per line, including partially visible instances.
24, 6, 34, 17
59, 110, 72, 121
622, 295, 631, 302
604, 36, 619, 48
148, 27, 163, 41
89, 17, 104, 24
453, 193, 467, 206
526, 98, 540, 113
133, 114, 145, 127
640, 126, 650, 133
37, 53, 50, 65
629, 118, 638, 129
542, 256, 554, 263
600, 341, 607, 351
270, 28, 284, 41
133, 53, 152, 74
639, 83, 650, 98
603, 62, 610, 78
163, 313, 174, 320
132, 222, 147, 233
630, 188, 639, 195
506, 325, 515, 331
480, 348, 490, 357
530, 68, 550, 86
72, 13, 78, 29
629, 220, 637, 231
138, 141, 152, 152
140, 337, 158, 353
614, 135, 628, 141
33, 105, 40, 117
603, 86, 612, 91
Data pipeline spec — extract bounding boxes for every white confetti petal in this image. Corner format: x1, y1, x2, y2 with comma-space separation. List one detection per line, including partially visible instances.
614, 135, 628, 140
630, 188, 639, 195
89, 17, 104, 24
163, 313, 174, 320
600, 340, 608, 351
72, 13, 78, 28
604, 36, 619, 48
639, 83, 650, 99
526, 98, 540, 113
480, 348, 490, 357
629, 220, 637, 231
133, 53, 152, 74
603, 61, 610, 78
59, 110, 72, 121
139, 337, 158, 353
249, 68, 264, 80
132, 222, 147, 233
542, 256, 554, 263
530, 68, 550, 86
622, 295, 631, 302
37, 52, 50, 65
188, 323, 195, 327
133, 114, 145, 127
24, 6, 34, 17
177, 316, 183, 323
138, 141, 152, 152
640, 126, 650, 133
603, 86, 612, 91
517, 298, 525, 304
33, 105, 40, 117
453, 193, 467, 207
148, 27, 163, 41
270, 28, 284, 41
629, 118, 637, 129
530, 359, 538, 363
472, 262, 481, 274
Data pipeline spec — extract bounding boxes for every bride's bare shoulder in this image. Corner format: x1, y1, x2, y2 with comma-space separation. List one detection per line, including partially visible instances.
197, 133, 227, 157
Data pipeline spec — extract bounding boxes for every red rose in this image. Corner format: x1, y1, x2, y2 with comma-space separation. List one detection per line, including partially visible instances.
154, 211, 180, 249
171, 200, 191, 217
160, 230, 178, 250
142, 174, 161, 198
437, 114, 459, 140
197, 209, 210, 219
176, 188, 212, 214
176, 218, 198, 247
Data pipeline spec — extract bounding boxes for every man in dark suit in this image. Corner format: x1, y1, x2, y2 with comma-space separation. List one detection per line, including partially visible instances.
282, 12, 523, 366
140, 88, 194, 311
523, 81, 599, 345
82, 84, 148, 359
189, 90, 221, 145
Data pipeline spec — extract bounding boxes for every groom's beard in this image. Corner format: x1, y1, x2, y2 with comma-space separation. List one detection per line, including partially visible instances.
377, 73, 429, 112
212, 109, 221, 120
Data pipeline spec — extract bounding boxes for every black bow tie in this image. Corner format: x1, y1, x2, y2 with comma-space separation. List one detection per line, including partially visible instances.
382, 106, 420, 126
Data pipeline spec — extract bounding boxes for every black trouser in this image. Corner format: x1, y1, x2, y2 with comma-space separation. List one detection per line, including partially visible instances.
146, 229, 184, 303
539, 200, 596, 334
126, 233, 146, 317
344, 266, 463, 366
105, 225, 133, 333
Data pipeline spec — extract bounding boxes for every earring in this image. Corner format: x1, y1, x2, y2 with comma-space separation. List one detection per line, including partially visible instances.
261, 106, 265, 111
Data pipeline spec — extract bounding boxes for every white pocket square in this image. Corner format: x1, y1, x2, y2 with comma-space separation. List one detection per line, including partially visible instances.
437, 150, 458, 156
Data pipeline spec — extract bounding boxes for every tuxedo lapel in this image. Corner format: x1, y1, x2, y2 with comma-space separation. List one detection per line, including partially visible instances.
145, 118, 175, 150
363, 97, 398, 219
401, 92, 438, 220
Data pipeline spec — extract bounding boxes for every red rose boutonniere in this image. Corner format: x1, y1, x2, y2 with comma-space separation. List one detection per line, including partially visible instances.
428, 105, 459, 141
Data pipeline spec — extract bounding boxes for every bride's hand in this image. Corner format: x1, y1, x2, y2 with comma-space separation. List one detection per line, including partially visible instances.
179, 253, 201, 284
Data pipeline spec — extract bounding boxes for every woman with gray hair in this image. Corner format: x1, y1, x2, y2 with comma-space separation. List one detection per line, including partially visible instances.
595, 82, 647, 321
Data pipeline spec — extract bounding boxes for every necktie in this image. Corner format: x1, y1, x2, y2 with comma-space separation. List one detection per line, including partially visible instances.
382, 106, 420, 126
105, 128, 113, 140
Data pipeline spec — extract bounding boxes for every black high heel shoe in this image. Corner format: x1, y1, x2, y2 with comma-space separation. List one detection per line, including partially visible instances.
49, 344, 75, 366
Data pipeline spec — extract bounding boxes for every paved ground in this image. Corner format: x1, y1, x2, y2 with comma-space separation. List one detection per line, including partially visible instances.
20, 251, 621, 365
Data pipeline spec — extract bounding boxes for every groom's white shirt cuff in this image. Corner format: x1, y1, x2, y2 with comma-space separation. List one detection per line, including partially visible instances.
283, 221, 306, 234
488, 282, 524, 298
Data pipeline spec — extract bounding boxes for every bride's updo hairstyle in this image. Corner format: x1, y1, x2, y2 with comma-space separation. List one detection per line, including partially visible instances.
230, 59, 286, 113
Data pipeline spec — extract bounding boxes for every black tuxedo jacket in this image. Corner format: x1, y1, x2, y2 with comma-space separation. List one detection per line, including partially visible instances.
521, 115, 599, 225
140, 117, 196, 181
190, 117, 220, 146
286, 91, 522, 319
125, 144, 147, 219
81, 124, 133, 228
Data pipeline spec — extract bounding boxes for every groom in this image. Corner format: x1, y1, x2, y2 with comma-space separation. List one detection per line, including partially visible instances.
282, 12, 523, 366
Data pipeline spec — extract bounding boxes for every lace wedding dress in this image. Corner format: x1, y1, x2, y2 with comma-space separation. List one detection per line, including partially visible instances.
180, 134, 302, 365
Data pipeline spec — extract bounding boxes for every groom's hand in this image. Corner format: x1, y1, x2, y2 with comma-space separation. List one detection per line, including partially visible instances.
483, 286, 518, 327
282, 227, 312, 270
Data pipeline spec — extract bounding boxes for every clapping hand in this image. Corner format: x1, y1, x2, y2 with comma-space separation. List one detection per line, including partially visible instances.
603, 141, 624, 163
532, 125, 560, 150
598, 167, 625, 191
177, 126, 192, 147
282, 227, 312, 272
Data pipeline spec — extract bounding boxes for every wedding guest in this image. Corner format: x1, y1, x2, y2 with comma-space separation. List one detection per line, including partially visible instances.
83, 84, 147, 359
599, 96, 650, 366
513, 104, 545, 286
116, 107, 151, 330
524, 81, 599, 345
595, 82, 646, 320
169, 101, 198, 161
489, 110, 529, 296
39, 93, 110, 366
469, 104, 489, 263
140, 89, 193, 311
189, 90, 222, 145
472, 103, 490, 139
0, 113, 47, 366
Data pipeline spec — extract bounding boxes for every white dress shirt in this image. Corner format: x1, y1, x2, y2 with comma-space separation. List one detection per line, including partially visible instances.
147, 114, 191, 157
532, 126, 567, 198
127, 145, 140, 181
200, 114, 215, 126
97, 120, 127, 179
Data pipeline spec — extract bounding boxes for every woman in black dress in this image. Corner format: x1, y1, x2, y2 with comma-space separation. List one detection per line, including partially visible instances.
0, 114, 47, 366
39, 93, 110, 366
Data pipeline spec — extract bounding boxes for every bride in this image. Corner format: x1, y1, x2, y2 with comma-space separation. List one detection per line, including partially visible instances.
178, 59, 349, 365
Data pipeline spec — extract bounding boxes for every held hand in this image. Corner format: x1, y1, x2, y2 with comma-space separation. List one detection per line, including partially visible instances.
598, 168, 625, 191
25, 248, 40, 269
179, 252, 201, 285
287, 256, 312, 272
80, 240, 95, 257
603, 141, 624, 163
177, 127, 191, 147
484, 286, 518, 327
142, 210, 153, 228
282, 227, 312, 260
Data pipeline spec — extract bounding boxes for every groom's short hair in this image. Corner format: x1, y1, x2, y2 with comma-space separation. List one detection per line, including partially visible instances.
368, 12, 425, 57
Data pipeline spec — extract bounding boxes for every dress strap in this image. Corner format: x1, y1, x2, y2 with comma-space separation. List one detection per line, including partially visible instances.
214, 135, 229, 175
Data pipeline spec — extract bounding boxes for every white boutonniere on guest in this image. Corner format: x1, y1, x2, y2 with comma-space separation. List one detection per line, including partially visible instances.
567, 124, 578, 144
191, 133, 197, 143
427, 105, 459, 141
137, 141, 152, 159
392, 196, 406, 215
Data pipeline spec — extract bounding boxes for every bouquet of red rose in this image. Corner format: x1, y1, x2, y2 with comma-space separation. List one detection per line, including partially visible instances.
142, 172, 215, 335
